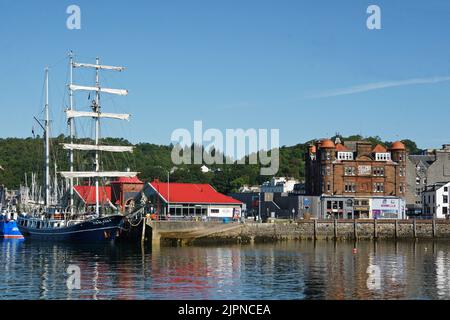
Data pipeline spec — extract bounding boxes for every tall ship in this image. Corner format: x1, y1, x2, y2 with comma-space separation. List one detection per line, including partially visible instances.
17, 52, 138, 241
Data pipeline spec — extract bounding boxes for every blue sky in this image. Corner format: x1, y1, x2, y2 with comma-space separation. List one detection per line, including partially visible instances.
1, 0, 450, 150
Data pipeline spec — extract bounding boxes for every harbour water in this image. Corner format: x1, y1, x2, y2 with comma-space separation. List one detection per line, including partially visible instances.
1, 240, 450, 300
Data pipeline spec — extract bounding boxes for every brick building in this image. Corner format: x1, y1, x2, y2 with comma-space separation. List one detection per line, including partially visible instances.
305, 138, 407, 218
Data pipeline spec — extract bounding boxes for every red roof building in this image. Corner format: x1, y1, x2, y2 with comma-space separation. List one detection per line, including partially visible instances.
139, 181, 243, 218
149, 181, 242, 204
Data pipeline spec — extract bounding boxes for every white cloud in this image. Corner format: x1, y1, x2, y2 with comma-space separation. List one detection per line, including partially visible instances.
309, 76, 450, 99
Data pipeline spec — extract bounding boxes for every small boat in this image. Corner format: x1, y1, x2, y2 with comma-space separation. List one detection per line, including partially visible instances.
0, 186, 24, 239
0, 218, 24, 239
18, 53, 137, 241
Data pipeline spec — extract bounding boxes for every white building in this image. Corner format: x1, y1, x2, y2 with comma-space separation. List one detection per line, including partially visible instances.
422, 182, 450, 219
260, 177, 299, 193
239, 185, 261, 193
200, 165, 210, 173
370, 197, 406, 219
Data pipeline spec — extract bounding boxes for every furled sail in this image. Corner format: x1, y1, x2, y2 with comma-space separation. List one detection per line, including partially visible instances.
65, 110, 130, 121
73, 62, 125, 71
62, 144, 134, 153
69, 84, 128, 96
60, 171, 138, 179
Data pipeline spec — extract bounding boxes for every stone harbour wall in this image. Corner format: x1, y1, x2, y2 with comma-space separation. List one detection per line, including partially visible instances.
191, 219, 450, 244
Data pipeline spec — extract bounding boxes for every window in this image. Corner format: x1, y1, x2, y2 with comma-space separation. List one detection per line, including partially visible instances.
327, 182, 331, 192
373, 167, 385, 176
344, 182, 356, 193
326, 166, 331, 176
338, 152, 353, 160
444, 195, 448, 204
373, 183, 384, 193
445, 187, 448, 192
345, 167, 356, 176
444, 207, 448, 215
375, 153, 391, 161
211, 209, 220, 214
326, 151, 331, 161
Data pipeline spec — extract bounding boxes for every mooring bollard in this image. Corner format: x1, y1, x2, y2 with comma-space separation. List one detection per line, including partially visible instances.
314, 219, 317, 240
432, 219, 436, 238
334, 219, 338, 240
373, 219, 378, 239
395, 220, 398, 239
413, 219, 417, 239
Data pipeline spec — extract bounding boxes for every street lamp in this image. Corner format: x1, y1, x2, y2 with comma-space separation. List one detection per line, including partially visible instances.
167, 170, 170, 216
154, 166, 170, 217
258, 192, 262, 222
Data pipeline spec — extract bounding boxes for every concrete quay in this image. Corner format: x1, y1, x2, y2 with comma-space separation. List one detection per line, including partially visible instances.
145, 219, 450, 245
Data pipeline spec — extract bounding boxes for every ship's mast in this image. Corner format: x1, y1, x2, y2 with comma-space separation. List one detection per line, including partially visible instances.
61, 57, 138, 215
94, 57, 100, 216
44, 67, 50, 209
69, 51, 75, 214
54, 162, 58, 205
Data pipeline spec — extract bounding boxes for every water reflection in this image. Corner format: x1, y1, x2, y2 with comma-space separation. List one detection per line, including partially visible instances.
1, 239, 450, 300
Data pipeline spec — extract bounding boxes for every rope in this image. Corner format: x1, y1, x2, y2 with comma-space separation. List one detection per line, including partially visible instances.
125, 207, 145, 227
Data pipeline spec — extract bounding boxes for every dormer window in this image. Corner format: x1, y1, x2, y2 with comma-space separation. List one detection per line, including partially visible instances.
375, 153, 391, 161
337, 152, 353, 160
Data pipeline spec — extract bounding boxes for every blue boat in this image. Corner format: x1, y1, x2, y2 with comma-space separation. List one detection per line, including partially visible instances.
0, 218, 24, 240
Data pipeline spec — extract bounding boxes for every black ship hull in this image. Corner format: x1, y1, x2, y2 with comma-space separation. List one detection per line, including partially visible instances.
17, 215, 124, 241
